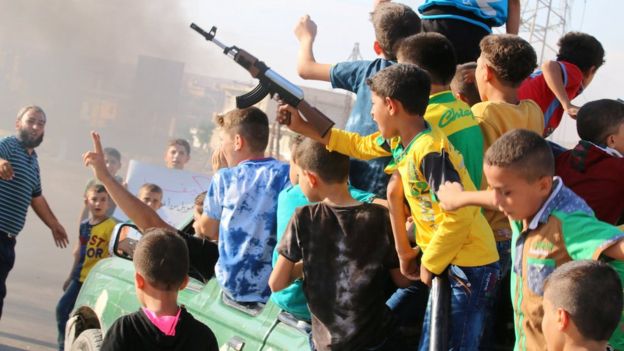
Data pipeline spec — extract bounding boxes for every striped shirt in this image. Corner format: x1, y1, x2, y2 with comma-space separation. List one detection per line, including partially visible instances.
0, 136, 42, 235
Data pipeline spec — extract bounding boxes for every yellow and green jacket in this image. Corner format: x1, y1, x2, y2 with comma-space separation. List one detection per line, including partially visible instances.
509, 178, 624, 351
425, 91, 484, 189
327, 125, 498, 274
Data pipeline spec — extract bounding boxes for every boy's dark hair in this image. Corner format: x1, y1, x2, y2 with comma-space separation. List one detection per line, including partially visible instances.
167, 138, 191, 156
134, 229, 189, 291
576, 99, 624, 145
194, 191, 207, 207
294, 138, 349, 184
544, 260, 622, 341
216, 107, 269, 153
451, 62, 481, 106
485, 129, 554, 182
85, 183, 108, 196
480, 34, 537, 87
103, 147, 121, 162
397, 32, 457, 85
138, 183, 163, 195
370, 2, 421, 61
557, 32, 605, 74
366, 64, 431, 116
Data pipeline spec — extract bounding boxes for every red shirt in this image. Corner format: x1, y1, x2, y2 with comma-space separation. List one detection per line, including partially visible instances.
556, 141, 624, 225
518, 61, 584, 137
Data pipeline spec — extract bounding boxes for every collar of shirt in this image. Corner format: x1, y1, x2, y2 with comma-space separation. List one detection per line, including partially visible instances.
588, 141, 623, 158
378, 122, 433, 169
526, 177, 564, 231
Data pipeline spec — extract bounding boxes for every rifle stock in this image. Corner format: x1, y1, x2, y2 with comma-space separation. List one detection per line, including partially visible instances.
296, 100, 335, 138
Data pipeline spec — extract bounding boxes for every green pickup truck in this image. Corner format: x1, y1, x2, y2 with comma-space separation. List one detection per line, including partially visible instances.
64, 223, 311, 351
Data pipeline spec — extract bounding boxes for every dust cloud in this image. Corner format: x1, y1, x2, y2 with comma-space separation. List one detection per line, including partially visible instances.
0, 0, 243, 172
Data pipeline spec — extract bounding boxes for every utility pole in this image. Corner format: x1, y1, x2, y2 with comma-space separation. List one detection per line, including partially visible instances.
343, 42, 363, 119
520, 0, 572, 64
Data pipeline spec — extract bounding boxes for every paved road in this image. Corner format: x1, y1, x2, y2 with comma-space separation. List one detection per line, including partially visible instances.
0, 157, 89, 351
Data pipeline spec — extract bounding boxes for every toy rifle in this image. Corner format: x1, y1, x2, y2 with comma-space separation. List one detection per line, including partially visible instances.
190, 23, 335, 137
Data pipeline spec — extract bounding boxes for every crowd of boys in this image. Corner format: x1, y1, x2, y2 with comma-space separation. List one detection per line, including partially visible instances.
2, 0, 621, 350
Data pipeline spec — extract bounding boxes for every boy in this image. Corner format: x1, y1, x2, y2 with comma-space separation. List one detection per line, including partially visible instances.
293, 3, 420, 196
165, 138, 191, 170
269, 138, 410, 350
57, 184, 117, 350
101, 230, 218, 351
136, 183, 163, 212
437, 129, 624, 351
542, 260, 623, 351
473, 34, 543, 270
397, 32, 484, 189
78, 147, 122, 221
195, 107, 289, 303
270, 136, 376, 322
278, 64, 499, 349
450, 62, 481, 107
518, 32, 605, 136
556, 99, 624, 225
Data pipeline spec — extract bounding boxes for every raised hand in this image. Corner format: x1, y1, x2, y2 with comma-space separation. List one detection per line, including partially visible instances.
294, 15, 317, 43
82, 132, 111, 182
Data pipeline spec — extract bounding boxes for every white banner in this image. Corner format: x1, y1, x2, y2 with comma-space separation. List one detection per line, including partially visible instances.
113, 160, 212, 228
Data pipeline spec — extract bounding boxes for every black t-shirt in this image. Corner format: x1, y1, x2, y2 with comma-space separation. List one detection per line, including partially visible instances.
177, 230, 219, 282
278, 202, 400, 351
101, 307, 218, 351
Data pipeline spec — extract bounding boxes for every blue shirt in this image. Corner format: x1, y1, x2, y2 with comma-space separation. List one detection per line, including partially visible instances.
419, 0, 509, 31
330, 59, 394, 197
271, 184, 375, 320
0, 136, 42, 235
204, 158, 290, 303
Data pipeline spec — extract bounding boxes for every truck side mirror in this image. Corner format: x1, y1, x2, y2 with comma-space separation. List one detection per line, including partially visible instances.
111, 223, 142, 260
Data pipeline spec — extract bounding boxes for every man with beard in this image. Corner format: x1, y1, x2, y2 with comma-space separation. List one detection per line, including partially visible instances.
0, 105, 69, 319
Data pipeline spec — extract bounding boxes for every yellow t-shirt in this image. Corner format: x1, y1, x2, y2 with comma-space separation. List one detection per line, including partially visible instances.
472, 100, 544, 239
78, 217, 117, 282
327, 126, 498, 274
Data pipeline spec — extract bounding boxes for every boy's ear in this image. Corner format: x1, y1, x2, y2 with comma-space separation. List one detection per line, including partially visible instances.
537, 175, 552, 195
484, 63, 496, 82
556, 307, 570, 331
385, 96, 400, 115
456, 92, 468, 104
178, 275, 189, 291
303, 169, 318, 188
373, 41, 383, 56
233, 134, 243, 152
135, 272, 145, 290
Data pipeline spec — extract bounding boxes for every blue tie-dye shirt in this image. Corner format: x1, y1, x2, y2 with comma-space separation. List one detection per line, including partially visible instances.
203, 158, 290, 303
